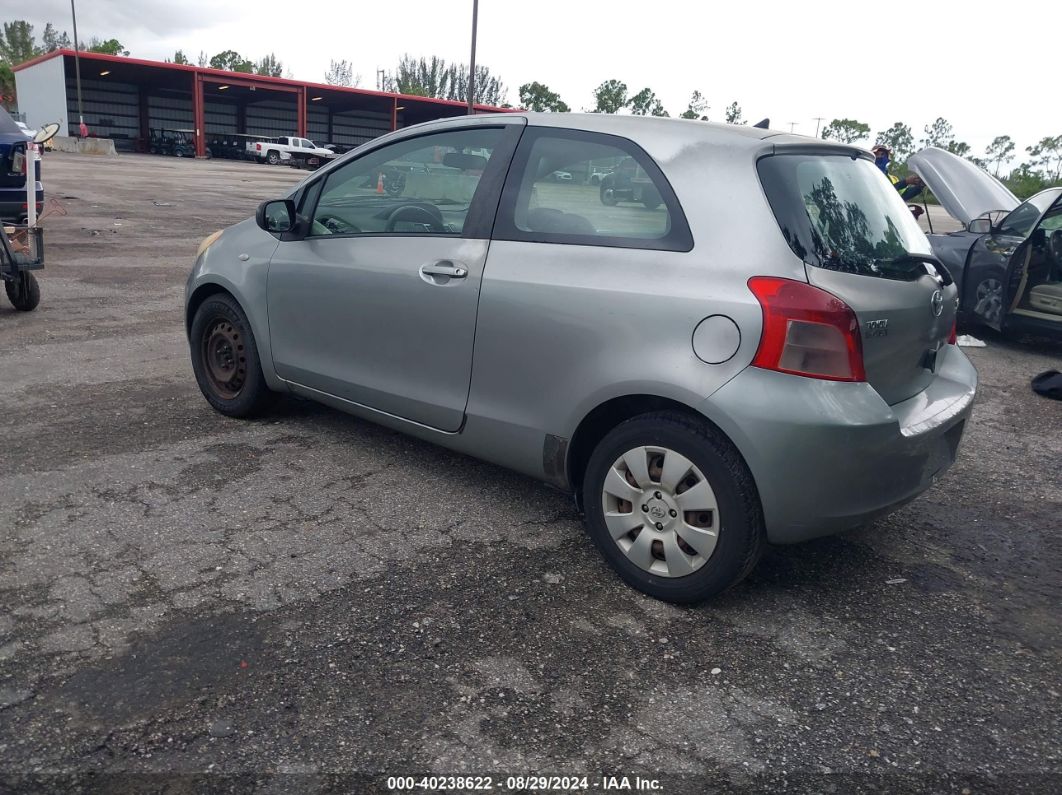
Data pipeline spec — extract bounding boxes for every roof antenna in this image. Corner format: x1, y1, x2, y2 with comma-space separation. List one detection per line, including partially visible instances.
753, 118, 770, 129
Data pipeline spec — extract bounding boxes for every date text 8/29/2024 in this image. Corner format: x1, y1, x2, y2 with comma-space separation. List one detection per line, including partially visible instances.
385, 775, 663, 791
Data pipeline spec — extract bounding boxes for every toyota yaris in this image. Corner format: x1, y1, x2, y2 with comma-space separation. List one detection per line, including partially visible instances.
186, 114, 977, 603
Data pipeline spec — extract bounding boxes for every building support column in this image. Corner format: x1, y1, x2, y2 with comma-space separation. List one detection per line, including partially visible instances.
297, 87, 307, 138
391, 97, 398, 132
192, 72, 206, 158
327, 108, 333, 144
138, 88, 150, 153
236, 102, 247, 136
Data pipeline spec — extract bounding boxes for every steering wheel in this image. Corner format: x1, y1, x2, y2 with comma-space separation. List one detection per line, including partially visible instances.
384, 204, 445, 233
1050, 230, 1062, 265
313, 214, 361, 235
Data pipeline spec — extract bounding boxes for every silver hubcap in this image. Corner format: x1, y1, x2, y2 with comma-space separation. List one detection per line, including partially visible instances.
974, 278, 1003, 324
601, 446, 720, 578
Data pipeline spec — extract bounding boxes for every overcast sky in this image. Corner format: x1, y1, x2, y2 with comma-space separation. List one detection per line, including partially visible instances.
16, 0, 1060, 161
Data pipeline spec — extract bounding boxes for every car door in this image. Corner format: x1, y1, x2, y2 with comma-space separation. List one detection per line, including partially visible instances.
966, 189, 1062, 330
267, 120, 523, 432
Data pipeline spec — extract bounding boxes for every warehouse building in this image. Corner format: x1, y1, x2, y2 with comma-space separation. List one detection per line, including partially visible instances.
13, 49, 509, 157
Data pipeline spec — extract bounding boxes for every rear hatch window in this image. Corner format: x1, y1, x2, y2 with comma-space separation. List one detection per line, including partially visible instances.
758, 153, 935, 281
758, 152, 957, 406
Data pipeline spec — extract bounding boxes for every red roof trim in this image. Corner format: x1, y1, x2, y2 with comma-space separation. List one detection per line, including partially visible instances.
13, 49, 516, 113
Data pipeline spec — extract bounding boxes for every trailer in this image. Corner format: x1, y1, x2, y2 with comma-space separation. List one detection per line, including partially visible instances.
0, 223, 43, 311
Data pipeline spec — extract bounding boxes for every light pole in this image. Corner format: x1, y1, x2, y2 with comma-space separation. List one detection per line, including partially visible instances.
813, 116, 825, 138
467, 0, 478, 114
70, 0, 84, 135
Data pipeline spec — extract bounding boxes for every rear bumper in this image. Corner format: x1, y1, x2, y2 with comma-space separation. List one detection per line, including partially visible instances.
698, 344, 977, 544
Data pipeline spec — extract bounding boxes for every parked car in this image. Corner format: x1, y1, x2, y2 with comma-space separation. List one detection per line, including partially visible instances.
909, 147, 1062, 337
0, 108, 42, 223
249, 136, 335, 167
186, 114, 976, 602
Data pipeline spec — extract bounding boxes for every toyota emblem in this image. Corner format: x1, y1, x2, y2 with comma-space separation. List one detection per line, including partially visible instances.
931, 290, 944, 318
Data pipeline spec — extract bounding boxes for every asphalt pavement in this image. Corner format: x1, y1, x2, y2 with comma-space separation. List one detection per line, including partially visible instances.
0, 153, 1059, 794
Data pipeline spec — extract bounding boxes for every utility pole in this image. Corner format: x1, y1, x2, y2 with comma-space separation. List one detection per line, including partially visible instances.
788, 121, 798, 133
467, 0, 479, 114
376, 69, 386, 91
813, 116, 825, 138
70, 0, 84, 134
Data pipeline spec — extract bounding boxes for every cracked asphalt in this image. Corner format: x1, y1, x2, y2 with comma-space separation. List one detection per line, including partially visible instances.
0, 153, 1060, 794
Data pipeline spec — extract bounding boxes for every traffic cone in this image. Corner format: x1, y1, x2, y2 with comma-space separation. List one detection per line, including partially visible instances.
376, 173, 385, 194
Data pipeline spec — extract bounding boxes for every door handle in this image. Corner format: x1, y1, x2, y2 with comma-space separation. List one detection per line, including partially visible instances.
421, 261, 468, 279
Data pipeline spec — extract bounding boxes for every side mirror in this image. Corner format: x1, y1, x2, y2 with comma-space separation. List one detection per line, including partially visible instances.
966, 217, 992, 234
256, 198, 296, 234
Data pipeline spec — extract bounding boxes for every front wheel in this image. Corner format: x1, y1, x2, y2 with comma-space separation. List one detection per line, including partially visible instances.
582, 411, 764, 603
189, 293, 273, 417
5, 272, 40, 311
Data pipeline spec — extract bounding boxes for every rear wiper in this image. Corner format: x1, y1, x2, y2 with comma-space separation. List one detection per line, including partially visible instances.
877, 253, 952, 285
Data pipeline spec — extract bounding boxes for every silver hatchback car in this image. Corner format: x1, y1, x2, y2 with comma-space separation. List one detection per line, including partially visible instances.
186, 114, 977, 602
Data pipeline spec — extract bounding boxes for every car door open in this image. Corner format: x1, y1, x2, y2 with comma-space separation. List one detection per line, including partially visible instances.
266, 121, 523, 432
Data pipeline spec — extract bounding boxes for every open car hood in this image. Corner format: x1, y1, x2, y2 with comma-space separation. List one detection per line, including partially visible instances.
907, 147, 1019, 226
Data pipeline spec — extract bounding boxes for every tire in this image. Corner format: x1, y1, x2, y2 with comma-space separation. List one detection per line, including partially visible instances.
5, 272, 41, 311
582, 411, 764, 603
267, 150, 280, 166
189, 293, 273, 418
600, 181, 618, 207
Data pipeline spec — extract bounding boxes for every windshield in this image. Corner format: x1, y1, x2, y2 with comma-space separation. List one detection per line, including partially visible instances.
998, 188, 1062, 238
759, 153, 934, 280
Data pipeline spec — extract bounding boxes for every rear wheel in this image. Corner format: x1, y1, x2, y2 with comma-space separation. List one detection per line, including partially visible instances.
267, 150, 281, 165
600, 181, 618, 206
189, 293, 273, 417
5, 272, 40, 311
582, 411, 764, 603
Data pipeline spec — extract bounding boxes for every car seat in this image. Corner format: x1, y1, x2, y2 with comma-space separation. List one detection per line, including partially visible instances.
1028, 283, 1062, 316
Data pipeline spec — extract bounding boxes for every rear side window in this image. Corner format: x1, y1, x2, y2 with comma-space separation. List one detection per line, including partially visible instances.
494, 128, 692, 251
758, 153, 935, 280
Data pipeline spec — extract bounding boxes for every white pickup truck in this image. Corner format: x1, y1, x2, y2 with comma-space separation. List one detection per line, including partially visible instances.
247, 136, 335, 168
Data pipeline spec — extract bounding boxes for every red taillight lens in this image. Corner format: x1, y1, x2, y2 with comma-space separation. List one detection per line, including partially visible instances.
256, 143, 261, 151
947, 319, 957, 345
748, 276, 866, 382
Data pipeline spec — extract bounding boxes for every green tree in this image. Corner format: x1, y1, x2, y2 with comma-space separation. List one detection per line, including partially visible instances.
590, 79, 628, 113
984, 135, 1015, 177
384, 55, 451, 97
255, 53, 283, 77
1026, 135, 1062, 182
325, 59, 358, 87
1005, 163, 1049, 199
875, 122, 915, 165
444, 63, 507, 106
724, 101, 743, 124
209, 50, 254, 73
679, 90, 708, 120
945, 140, 971, 158
197, 51, 208, 67
170, 50, 189, 65
921, 117, 954, 149
42, 23, 70, 52
0, 20, 40, 64
0, 61, 14, 111
627, 87, 668, 116
518, 81, 569, 112
822, 118, 870, 144
87, 37, 129, 56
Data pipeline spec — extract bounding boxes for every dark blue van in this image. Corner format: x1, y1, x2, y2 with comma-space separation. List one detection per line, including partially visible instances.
0, 108, 43, 223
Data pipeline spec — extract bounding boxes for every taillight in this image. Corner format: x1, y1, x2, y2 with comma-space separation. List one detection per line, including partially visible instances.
748, 276, 866, 382
256, 143, 261, 151
947, 319, 957, 345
